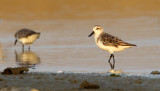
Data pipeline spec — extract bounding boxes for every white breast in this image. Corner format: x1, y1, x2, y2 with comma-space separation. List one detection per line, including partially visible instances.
19, 34, 40, 45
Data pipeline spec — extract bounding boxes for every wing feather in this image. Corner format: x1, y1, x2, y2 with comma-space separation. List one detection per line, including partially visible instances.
99, 33, 136, 47
15, 28, 37, 38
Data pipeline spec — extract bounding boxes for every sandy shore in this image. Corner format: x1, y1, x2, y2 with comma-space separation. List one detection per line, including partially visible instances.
0, 72, 160, 91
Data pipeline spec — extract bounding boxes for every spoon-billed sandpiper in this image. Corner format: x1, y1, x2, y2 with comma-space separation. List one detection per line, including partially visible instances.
88, 25, 136, 70
14, 28, 40, 51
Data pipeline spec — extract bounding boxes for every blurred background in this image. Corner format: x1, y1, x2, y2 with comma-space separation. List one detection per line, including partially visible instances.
0, 0, 160, 74
0, 0, 160, 20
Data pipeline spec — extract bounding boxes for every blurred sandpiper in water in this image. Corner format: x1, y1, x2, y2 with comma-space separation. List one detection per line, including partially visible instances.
14, 28, 40, 51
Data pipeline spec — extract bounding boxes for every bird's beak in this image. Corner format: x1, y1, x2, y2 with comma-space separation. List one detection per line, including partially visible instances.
14, 39, 17, 46
88, 31, 94, 37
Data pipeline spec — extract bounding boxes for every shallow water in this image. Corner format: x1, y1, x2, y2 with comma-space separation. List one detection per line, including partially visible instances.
0, 17, 160, 74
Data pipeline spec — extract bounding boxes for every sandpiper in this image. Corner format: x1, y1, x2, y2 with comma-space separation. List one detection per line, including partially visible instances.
14, 28, 40, 51
88, 25, 136, 70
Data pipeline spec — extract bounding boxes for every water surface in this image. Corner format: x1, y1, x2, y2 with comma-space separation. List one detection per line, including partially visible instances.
0, 17, 160, 74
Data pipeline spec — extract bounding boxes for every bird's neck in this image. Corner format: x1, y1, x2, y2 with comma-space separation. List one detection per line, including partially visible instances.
94, 32, 103, 43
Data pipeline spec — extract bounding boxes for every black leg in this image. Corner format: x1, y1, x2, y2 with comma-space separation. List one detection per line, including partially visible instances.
112, 54, 115, 69
14, 40, 17, 46
22, 44, 24, 52
108, 54, 113, 69
28, 45, 30, 51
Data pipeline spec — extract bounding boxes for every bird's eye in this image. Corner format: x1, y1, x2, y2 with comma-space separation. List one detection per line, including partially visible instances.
96, 28, 100, 30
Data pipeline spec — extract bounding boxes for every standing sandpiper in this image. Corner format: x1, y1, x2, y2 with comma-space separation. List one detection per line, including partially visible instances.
14, 28, 40, 51
88, 25, 136, 71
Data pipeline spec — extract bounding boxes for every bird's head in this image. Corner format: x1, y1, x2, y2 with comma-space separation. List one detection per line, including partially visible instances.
88, 25, 103, 37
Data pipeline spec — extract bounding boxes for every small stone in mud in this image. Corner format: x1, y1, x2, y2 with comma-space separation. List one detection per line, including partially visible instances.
30, 89, 39, 91
69, 79, 78, 84
151, 71, 160, 74
55, 77, 59, 80
35, 76, 42, 79
80, 80, 100, 89
0, 78, 4, 81
19, 77, 24, 79
1, 67, 29, 75
134, 80, 142, 84
55, 77, 64, 80
112, 88, 122, 91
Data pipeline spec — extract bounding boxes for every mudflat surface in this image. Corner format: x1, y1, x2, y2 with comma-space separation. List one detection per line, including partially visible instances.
0, 72, 160, 91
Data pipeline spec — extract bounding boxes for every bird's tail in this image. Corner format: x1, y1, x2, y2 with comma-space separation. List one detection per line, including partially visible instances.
123, 42, 136, 46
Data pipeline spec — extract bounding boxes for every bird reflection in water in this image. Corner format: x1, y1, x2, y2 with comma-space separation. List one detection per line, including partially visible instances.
15, 50, 40, 69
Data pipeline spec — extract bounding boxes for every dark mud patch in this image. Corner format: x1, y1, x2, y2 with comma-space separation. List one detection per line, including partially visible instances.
1, 67, 29, 75
80, 80, 100, 89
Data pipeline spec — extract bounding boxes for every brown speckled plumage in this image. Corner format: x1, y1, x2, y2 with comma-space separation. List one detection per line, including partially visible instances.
98, 32, 136, 48
15, 28, 40, 39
